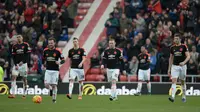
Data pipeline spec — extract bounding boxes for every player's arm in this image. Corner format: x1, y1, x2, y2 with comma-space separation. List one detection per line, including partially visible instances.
57, 49, 65, 64
42, 50, 46, 67
12, 45, 18, 66
168, 53, 174, 75
180, 46, 190, 66
78, 49, 87, 68
25, 43, 31, 65
101, 50, 107, 69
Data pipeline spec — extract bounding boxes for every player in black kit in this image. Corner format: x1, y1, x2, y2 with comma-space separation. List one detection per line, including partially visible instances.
43, 37, 65, 103
67, 38, 86, 100
9, 35, 31, 99
168, 34, 190, 103
101, 38, 124, 101
135, 46, 151, 96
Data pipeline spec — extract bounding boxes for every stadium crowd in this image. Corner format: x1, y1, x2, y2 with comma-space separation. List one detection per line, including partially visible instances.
94, 0, 200, 82
0, 0, 200, 82
0, 0, 78, 81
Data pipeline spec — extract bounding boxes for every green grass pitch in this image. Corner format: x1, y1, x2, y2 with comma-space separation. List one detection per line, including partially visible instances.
0, 95, 200, 112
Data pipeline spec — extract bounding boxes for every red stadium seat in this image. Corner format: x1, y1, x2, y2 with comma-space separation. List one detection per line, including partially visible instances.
88, 68, 101, 74
130, 75, 137, 82
77, 9, 88, 15
120, 75, 127, 82
86, 75, 96, 81
78, 3, 91, 9
153, 75, 160, 82
95, 75, 105, 81
75, 15, 84, 21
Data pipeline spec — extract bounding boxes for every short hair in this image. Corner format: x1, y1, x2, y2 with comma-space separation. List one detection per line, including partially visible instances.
109, 38, 115, 42
16, 35, 23, 38
73, 37, 79, 41
48, 37, 56, 42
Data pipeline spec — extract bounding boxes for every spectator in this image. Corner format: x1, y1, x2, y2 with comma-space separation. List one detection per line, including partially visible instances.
105, 13, 119, 37
187, 59, 197, 75
127, 56, 138, 82
123, 42, 134, 61
65, 0, 78, 28
51, 17, 62, 42
98, 36, 108, 56
190, 45, 199, 65
197, 39, 200, 53
119, 13, 132, 33
145, 38, 154, 53
133, 13, 146, 33
90, 53, 100, 68
59, 29, 68, 41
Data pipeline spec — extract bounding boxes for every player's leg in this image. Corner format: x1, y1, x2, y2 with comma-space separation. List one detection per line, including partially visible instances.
21, 63, 28, 98
51, 71, 59, 103
145, 69, 151, 95
169, 65, 179, 102
44, 70, 52, 96
110, 69, 119, 101
77, 69, 85, 100
67, 69, 76, 99
8, 67, 18, 98
135, 69, 143, 96
180, 65, 187, 102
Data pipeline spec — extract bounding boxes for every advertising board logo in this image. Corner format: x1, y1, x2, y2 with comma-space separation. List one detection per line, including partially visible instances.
83, 84, 96, 95
169, 85, 183, 96
0, 84, 9, 95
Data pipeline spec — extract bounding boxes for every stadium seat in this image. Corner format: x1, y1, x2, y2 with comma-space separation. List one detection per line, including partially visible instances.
130, 75, 138, 82
153, 75, 160, 82
57, 41, 67, 47
95, 75, 105, 81
77, 9, 88, 15
78, 3, 91, 9
79, 0, 94, 3
120, 75, 127, 82
88, 68, 101, 74
75, 15, 84, 22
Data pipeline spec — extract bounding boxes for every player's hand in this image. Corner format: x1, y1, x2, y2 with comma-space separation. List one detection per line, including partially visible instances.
122, 70, 126, 75
168, 70, 171, 78
78, 63, 83, 68
55, 61, 60, 65
15, 65, 19, 70
101, 65, 104, 69
179, 62, 185, 66
19, 62, 23, 66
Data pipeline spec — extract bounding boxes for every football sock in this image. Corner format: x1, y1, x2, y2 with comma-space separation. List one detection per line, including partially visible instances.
52, 86, 57, 100
137, 81, 142, 93
11, 80, 16, 95
79, 81, 83, 96
111, 81, 117, 98
171, 83, 176, 99
69, 81, 74, 95
147, 82, 151, 93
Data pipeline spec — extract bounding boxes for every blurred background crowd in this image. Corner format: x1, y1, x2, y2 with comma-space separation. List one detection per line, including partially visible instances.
0, 0, 200, 82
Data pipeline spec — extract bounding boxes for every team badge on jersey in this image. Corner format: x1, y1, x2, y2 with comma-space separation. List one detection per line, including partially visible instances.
53, 53, 56, 57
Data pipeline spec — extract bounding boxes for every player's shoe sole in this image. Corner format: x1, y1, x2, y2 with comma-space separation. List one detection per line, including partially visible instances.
134, 93, 141, 96
22, 95, 26, 99
109, 97, 118, 101
66, 94, 72, 99
8, 95, 16, 99
182, 98, 186, 103
168, 97, 174, 102
78, 96, 82, 100
52, 99, 56, 103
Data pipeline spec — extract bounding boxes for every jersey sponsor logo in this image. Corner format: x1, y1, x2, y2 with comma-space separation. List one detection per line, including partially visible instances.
0, 84, 9, 95
82, 84, 96, 95
72, 54, 80, 59
108, 55, 115, 59
169, 85, 200, 96
140, 59, 146, 63
47, 57, 56, 61
174, 52, 182, 56
16, 49, 24, 54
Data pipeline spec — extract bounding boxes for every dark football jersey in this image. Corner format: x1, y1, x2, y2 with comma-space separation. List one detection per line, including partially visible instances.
102, 48, 123, 69
170, 44, 189, 65
12, 42, 31, 65
43, 48, 64, 70
68, 48, 86, 69
138, 53, 150, 70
